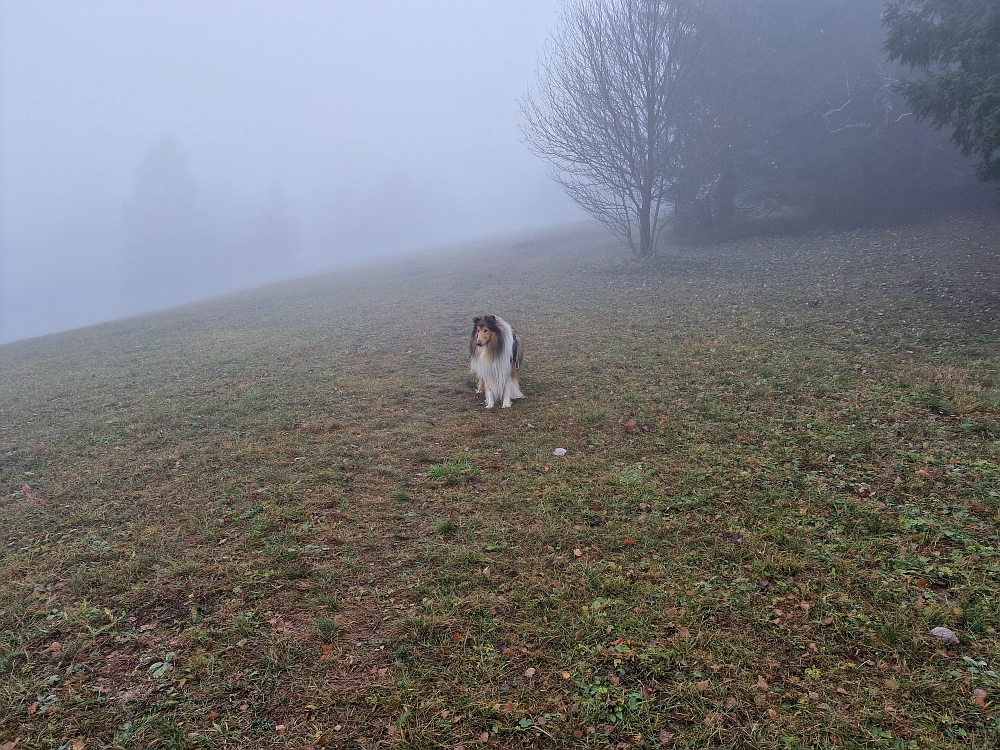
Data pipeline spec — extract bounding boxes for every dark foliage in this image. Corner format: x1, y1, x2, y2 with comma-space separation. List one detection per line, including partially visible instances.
883, 0, 1000, 181
673, 0, 987, 233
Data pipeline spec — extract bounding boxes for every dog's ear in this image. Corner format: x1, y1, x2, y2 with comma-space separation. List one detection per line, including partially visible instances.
485, 314, 496, 323
472, 316, 482, 326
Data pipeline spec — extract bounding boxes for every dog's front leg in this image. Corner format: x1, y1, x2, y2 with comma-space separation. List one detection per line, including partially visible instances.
476, 377, 484, 394
484, 388, 495, 409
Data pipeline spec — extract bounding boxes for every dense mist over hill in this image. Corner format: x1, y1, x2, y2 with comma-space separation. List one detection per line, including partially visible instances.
2, 0, 995, 345
0, 1, 582, 344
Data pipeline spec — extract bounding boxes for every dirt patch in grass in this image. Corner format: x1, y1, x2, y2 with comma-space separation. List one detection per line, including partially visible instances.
1, 215, 998, 747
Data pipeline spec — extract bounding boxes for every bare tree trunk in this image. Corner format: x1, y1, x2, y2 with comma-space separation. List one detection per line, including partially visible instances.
639, 191, 652, 256
714, 160, 735, 226
520, 0, 706, 259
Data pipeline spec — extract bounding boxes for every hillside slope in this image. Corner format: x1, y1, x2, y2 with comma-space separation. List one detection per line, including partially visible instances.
1, 218, 998, 748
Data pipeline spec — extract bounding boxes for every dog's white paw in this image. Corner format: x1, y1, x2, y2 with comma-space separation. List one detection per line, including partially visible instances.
501, 401, 512, 408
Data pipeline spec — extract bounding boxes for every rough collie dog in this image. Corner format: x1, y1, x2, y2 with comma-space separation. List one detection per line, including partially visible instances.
470, 315, 523, 408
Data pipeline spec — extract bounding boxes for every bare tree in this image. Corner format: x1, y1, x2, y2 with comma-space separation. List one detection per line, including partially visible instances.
520, 0, 706, 258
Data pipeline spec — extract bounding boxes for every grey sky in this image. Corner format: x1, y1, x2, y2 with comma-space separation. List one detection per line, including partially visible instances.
0, 0, 582, 343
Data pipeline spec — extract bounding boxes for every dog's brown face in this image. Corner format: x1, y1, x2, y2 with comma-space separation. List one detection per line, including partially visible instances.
471, 315, 501, 356
473, 321, 495, 348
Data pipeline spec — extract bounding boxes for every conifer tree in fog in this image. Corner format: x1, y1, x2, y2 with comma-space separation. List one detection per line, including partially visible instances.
122, 136, 214, 310
883, 0, 1000, 181
520, 0, 705, 258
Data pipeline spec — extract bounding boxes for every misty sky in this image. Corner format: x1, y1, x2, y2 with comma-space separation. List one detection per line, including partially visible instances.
0, 1, 583, 343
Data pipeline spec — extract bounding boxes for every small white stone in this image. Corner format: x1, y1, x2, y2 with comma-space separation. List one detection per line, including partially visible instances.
930, 626, 959, 645
553, 448, 567, 457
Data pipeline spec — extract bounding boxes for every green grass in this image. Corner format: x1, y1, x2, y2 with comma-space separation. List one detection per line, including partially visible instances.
426, 460, 480, 485
1, 216, 998, 748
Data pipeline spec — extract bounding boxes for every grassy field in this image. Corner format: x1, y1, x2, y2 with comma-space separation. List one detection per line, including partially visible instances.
1, 216, 998, 749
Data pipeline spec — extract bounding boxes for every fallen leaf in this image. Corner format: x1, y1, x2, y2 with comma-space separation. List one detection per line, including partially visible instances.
553, 448, 567, 457
480, 732, 489, 742
1, 740, 19, 750
524, 667, 536, 678
333, 725, 343, 732
275, 725, 286, 733
452, 632, 463, 642
239, 704, 249, 712
974, 689, 987, 708
208, 711, 219, 719
757, 677, 770, 692
28, 702, 38, 715
573, 548, 582, 557
696, 680, 709, 691
440, 710, 449, 719
658, 729, 674, 744
676, 626, 690, 639
574, 730, 584, 739
561, 671, 571, 679
72, 742, 85, 750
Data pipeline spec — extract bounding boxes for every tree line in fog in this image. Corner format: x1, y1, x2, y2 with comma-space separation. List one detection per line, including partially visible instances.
521, 0, 999, 257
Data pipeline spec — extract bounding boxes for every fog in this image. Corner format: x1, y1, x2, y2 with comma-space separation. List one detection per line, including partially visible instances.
0, 1, 583, 344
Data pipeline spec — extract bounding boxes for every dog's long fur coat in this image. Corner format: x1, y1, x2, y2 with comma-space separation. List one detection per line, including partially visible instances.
469, 315, 523, 408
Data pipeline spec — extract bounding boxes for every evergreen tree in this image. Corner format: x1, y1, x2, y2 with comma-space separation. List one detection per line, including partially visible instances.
883, 0, 1000, 180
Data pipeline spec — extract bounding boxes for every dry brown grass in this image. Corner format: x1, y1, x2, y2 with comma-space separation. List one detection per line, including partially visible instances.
1, 216, 997, 748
